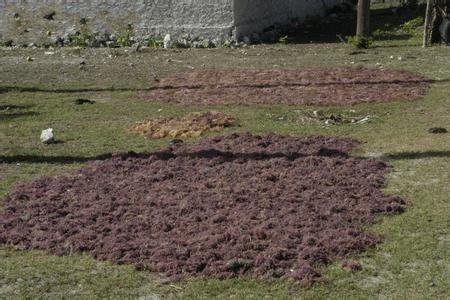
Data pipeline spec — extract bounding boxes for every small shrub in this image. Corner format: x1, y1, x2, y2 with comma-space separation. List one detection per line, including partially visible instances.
347, 35, 373, 49
372, 29, 389, 39
116, 24, 134, 47
147, 37, 163, 48
67, 31, 98, 47
400, 16, 424, 32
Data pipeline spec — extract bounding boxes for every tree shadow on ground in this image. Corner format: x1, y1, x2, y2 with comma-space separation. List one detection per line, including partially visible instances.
381, 150, 450, 160
285, 5, 426, 44
0, 86, 155, 94
0, 147, 350, 165
0, 154, 114, 164
0, 111, 39, 121
0, 104, 34, 110
1, 77, 448, 95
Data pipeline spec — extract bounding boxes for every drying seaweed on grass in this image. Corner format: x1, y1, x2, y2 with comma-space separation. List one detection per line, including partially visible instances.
146, 67, 429, 106
0, 133, 406, 285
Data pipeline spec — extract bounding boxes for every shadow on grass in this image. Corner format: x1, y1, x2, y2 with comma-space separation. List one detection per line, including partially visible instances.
1, 148, 448, 166
284, 5, 425, 44
0, 111, 39, 121
1, 77, 448, 95
0, 104, 34, 110
0, 154, 114, 164
0, 86, 156, 94
382, 151, 450, 160
0, 147, 350, 165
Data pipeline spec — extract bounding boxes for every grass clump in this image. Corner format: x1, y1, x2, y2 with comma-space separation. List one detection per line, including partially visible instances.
347, 35, 374, 49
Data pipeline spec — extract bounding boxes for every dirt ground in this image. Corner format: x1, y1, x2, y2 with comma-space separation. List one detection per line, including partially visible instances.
0, 133, 406, 285
146, 67, 430, 106
132, 111, 238, 139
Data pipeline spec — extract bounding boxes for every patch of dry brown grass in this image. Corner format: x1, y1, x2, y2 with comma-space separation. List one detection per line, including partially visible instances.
132, 111, 238, 139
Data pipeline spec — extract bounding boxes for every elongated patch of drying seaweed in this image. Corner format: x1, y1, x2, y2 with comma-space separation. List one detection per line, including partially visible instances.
145, 67, 429, 105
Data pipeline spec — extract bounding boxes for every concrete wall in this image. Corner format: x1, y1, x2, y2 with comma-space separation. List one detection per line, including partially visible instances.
0, 0, 342, 46
0, 0, 234, 45
233, 0, 343, 40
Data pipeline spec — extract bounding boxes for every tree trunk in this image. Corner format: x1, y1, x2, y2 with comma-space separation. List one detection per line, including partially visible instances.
357, 0, 371, 37
423, 0, 434, 47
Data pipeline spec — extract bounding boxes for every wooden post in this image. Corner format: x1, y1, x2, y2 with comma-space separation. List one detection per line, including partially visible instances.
357, 0, 371, 37
423, 0, 434, 47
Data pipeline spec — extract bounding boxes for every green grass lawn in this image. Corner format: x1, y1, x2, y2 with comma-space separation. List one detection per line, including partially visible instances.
1, 16, 449, 299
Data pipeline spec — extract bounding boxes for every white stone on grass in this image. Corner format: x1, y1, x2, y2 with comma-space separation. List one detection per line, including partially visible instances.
40, 128, 55, 144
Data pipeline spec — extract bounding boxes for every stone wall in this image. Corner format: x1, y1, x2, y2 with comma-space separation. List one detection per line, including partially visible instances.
0, 0, 234, 46
0, 0, 343, 46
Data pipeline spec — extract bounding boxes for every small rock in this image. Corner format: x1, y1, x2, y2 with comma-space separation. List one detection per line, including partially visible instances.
26, 56, 34, 62
43, 11, 56, 20
131, 42, 142, 52
192, 41, 202, 48
50, 36, 64, 46
40, 128, 55, 144
163, 34, 172, 49
178, 38, 190, 48
106, 41, 117, 48
243, 36, 251, 44
398, 56, 403, 61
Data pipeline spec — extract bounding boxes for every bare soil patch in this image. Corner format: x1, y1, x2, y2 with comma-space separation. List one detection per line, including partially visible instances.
146, 67, 429, 105
132, 111, 238, 139
0, 133, 405, 285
